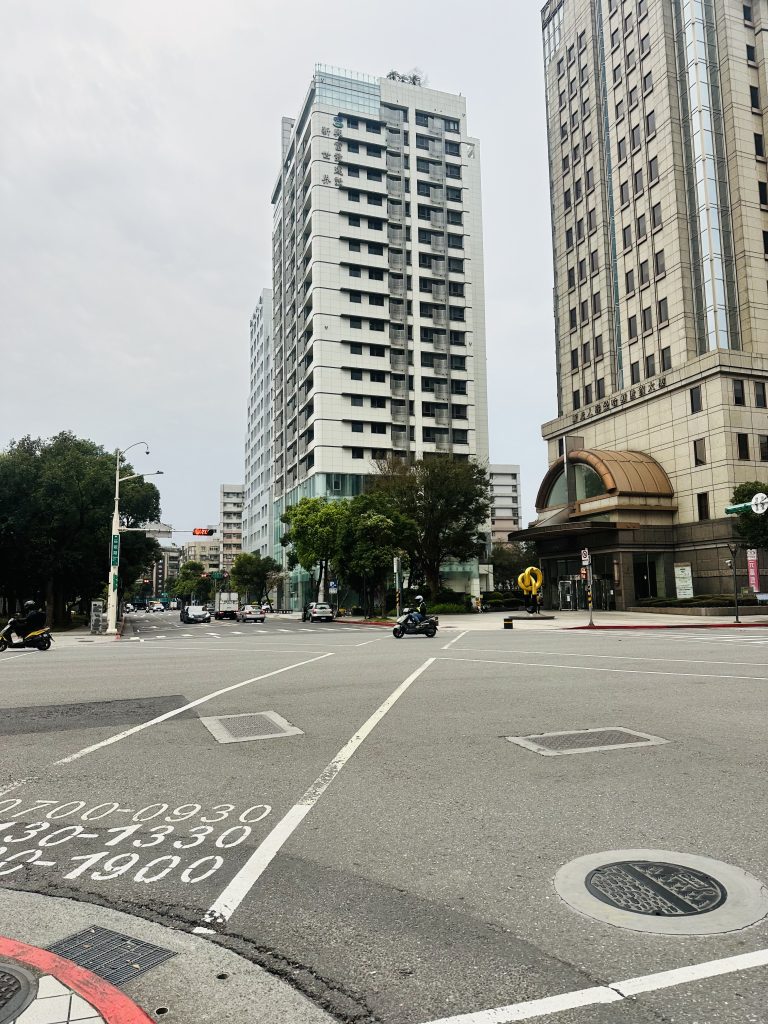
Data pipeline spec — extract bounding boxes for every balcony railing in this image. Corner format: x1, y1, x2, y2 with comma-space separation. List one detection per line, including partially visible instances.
391, 405, 407, 423
389, 324, 406, 341
430, 168, 445, 183
434, 409, 450, 425
435, 439, 452, 452
432, 362, 449, 377
432, 334, 448, 351
389, 252, 405, 270
391, 379, 408, 395
390, 354, 407, 371
431, 236, 446, 253
389, 303, 406, 322
433, 308, 448, 326
387, 203, 404, 222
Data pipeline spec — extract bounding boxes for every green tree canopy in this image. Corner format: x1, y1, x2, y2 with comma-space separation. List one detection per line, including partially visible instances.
171, 560, 212, 603
230, 552, 283, 602
370, 457, 492, 596
281, 497, 349, 600
731, 481, 768, 550
0, 432, 161, 625
333, 491, 413, 614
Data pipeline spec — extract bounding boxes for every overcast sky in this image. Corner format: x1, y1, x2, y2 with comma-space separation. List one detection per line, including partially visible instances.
0, 0, 556, 536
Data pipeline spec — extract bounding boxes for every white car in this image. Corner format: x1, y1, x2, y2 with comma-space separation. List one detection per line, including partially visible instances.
182, 605, 210, 624
151, 603, 165, 613
237, 605, 266, 623
309, 602, 334, 623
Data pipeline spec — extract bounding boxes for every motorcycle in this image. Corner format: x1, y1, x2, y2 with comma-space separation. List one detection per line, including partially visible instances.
0, 625, 54, 652
392, 608, 438, 639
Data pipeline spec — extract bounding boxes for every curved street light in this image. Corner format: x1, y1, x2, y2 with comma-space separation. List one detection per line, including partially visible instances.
106, 443, 164, 635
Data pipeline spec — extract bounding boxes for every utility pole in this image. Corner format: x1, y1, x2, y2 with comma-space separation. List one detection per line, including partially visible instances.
727, 543, 740, 624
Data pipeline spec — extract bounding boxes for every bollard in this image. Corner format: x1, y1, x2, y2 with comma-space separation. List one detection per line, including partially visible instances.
504, 617, 514, 630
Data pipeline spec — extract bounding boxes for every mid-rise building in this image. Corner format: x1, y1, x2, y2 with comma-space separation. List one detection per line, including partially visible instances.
219, 484, 244, 570
243, 291, 275, 558
151, 544, 181, 597
181, 537, 220, 571
527, 0, 768, 609
489, 464, 522, 545
270, 65, 490, 603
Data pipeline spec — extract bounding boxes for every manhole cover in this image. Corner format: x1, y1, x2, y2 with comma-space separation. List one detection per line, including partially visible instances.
506, 727, 668, 756
199, 711, 303, 744
47, 927, 175, 986
555, 849, 768, 935
585, 861, 727, 916
0, 963, 36, 1024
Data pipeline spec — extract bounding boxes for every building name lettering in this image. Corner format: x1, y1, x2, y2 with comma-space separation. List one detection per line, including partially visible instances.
572, 376, 667, 423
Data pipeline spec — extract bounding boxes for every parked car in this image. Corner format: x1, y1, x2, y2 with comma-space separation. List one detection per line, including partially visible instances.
309, 602, 334, 623
181, 605, 211, 624
237, 605, 266, 623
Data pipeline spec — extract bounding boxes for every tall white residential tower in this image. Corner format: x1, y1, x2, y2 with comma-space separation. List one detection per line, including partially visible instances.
270, 66, 490, 602
243, 290, 274, 557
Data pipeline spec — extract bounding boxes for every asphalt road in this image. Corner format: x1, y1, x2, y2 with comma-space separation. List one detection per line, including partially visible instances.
0, 615, 767, 1023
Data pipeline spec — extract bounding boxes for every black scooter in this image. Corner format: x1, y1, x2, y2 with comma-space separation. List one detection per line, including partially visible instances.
392, 609, 438, 639
0, 625, 54, 652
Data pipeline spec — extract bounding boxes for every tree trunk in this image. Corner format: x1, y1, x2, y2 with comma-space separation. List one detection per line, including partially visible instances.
426, 564, 441, 600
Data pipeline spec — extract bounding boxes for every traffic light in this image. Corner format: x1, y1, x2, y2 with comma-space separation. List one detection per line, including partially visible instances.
192, 528, 215, 536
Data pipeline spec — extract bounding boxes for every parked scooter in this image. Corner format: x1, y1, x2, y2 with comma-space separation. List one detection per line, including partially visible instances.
0, 626, 54, 652
392, 608, 438, 639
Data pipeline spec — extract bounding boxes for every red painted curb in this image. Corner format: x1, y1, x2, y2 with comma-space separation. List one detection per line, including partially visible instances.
332, 618, 393, 627
568, 622, 768, 630
0, 936, 154, 1023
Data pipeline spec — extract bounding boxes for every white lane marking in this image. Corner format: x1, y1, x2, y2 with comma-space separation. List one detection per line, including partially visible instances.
612, 947, 768, 996
278, 629, 291, 633
205, 632, 222, 638
355, 637, 387, 647
53, 653, 333, 766
446, 646, 768, 670
439, 656, 767, 683
195, 657, 436, 931
419, 948, 768, 1024
442, 630, 467, 651
231, 631, 244, 635
0, 652, 36, 664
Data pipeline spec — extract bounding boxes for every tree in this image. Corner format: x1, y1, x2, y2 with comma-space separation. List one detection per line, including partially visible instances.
333, 491, 413, 615
230, 552, 283, 602
492, 541, 538, 591
172, 561, 212, 603
731, 482, 768, 550
371, 457, 492, 596
281, 498, 349, 600
0, 433, 161, 625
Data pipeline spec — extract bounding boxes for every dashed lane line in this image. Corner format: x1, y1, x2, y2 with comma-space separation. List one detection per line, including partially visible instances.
445, 645, 768, 669
194, 656, 435, 933
418, 947, 768, 1024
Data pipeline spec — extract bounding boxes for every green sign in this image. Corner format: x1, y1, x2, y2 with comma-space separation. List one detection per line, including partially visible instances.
209, 571, 224, 580
725, 502, 752, 515
161, 592, 168, 599
112, 575, 119, 592
111, 534, 120, 567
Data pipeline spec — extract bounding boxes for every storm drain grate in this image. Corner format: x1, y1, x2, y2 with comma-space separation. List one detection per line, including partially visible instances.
47, 927, 176, 986
506, 727, 669, 756
0, 964, 35, 1024
199, 711, 304, 744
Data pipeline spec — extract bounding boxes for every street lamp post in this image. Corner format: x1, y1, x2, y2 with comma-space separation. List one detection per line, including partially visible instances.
106, 443, 163, 635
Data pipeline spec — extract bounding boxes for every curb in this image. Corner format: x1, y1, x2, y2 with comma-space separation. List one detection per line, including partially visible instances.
0, 935, 154, 1022
568, 622, 768, 630
331, 618, 393, 627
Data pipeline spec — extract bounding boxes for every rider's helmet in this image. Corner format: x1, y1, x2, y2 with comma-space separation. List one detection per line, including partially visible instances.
23, 600, 36, 612
415, 595, 424, 603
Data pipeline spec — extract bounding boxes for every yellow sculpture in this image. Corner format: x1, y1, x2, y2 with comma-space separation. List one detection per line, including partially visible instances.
517, 566, 543, 596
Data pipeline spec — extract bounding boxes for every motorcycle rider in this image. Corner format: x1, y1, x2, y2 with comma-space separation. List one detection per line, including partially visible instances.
411, 594, 428, 625
1, 600, 47, 644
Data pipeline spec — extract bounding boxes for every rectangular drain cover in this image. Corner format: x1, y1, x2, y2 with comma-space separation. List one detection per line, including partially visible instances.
47, 926, 175, 986
506, 727, 669, 756
199, 710, 303, 744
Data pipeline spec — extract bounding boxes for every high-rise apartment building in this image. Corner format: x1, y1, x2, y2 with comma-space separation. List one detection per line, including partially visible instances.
489, 464, 522, 544
219, 484, 243, 570
270, 66, 490, 603
526, 0, 768, 609
181, 537, 220, 571
243, 291, 274, 557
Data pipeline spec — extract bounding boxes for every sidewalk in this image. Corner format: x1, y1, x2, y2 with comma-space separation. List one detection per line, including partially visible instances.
336, 610, 768, 631
0, 890, 334, 1024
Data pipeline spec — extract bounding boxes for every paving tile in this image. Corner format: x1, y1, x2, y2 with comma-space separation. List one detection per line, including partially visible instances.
68, 995, 102, 1021
35, 977, 70, 999
16, 993, 72, 1024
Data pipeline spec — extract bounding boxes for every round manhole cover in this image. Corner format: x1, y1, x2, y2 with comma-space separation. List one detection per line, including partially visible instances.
585, 860, 727, 916
0, 964, 36, 1024
554, 849, 768, 935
